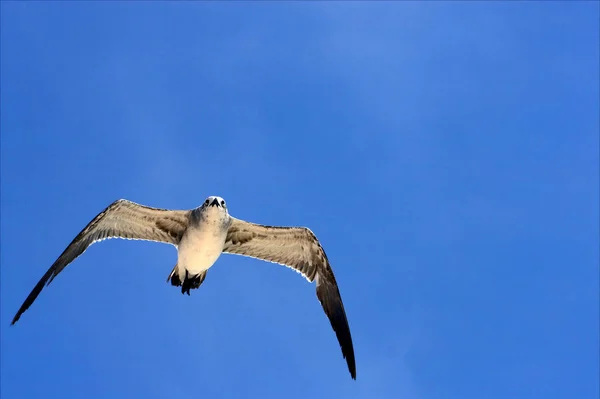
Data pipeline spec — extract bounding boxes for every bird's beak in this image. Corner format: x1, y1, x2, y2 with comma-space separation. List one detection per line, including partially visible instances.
210, 198, 220, 207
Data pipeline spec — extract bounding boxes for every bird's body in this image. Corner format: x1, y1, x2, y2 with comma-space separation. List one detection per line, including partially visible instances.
177, 201, 231, 278
11, 195, 356, 380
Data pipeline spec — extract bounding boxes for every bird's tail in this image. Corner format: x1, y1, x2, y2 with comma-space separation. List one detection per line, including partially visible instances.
167, 265, 207, 296
167, 264, 181, 286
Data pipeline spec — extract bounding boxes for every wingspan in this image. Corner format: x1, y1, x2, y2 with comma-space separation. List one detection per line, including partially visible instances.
222, 217, 356, 379
11, 199, 191, 325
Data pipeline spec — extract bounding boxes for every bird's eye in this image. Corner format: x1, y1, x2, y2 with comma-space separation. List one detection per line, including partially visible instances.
205, 199, 210, 205
220, 200, 225, 206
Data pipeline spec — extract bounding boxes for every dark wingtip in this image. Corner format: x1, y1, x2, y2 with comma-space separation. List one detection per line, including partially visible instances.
316, 274, 356, 380
11, 303, 28, 326
10, 310, 24, 325
11, 268, 57, 326
333, 304, 356, 380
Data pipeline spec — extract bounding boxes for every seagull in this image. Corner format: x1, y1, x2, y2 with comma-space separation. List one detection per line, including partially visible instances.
11, 196, 356, 379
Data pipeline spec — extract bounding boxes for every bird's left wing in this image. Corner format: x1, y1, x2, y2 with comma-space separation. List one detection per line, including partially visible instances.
11, 199, 191, 325
222, 217, 356, 379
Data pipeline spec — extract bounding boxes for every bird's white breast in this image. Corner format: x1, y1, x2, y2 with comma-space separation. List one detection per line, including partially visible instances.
177, 223, 227, 275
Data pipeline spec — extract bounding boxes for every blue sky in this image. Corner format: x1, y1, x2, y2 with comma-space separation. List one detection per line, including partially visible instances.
1, 2, 598, 398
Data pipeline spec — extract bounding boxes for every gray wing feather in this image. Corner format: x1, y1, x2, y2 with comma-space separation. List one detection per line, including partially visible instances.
11, 199, 191, 325
222, 217, 356, 379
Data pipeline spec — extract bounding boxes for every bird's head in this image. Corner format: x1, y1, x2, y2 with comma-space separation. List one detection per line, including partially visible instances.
200, 196, 228, 213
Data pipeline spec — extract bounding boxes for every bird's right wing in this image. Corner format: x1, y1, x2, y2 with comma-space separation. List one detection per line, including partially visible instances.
11, 199, 191, 324
223, 217, 356, 379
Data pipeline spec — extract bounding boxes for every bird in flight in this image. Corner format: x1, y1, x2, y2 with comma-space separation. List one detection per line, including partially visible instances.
11, 196, 356, 379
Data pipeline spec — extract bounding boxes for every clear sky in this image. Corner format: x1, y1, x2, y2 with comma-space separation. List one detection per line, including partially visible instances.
1, 2, 598, 399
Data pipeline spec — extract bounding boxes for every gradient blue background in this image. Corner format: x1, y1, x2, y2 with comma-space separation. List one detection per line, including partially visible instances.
1, 2, 598, 399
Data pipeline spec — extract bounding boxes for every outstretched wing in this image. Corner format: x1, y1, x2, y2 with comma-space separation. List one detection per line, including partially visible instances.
222, 217, 356, 379
11, 199, 191, 325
